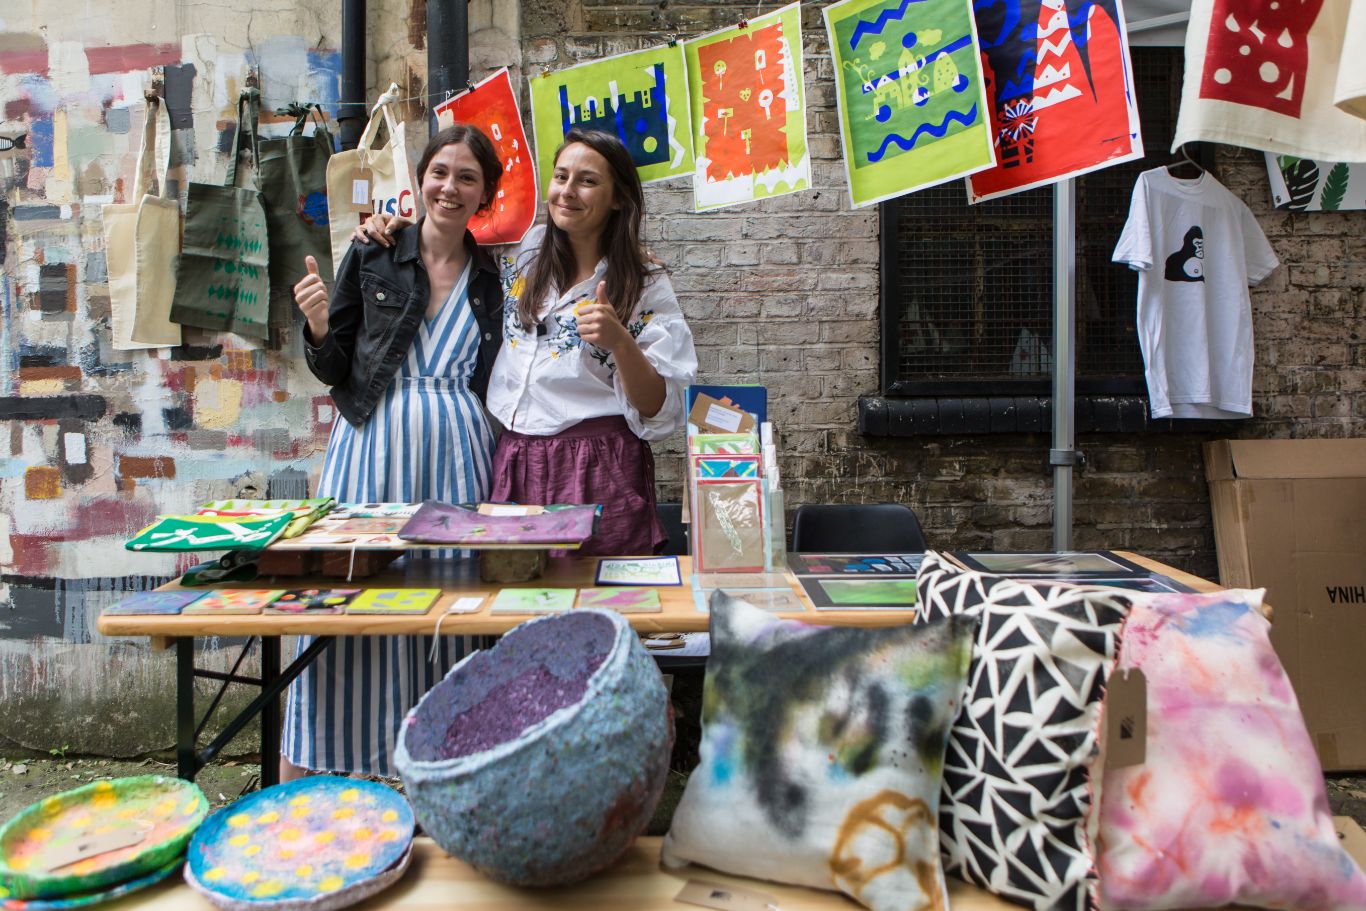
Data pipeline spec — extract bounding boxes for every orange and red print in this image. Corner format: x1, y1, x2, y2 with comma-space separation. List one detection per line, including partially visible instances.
685, 2, 811, 211
434, 68, 538, 245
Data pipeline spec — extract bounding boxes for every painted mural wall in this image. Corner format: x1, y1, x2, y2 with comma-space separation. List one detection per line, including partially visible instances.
0, 0, 520, 755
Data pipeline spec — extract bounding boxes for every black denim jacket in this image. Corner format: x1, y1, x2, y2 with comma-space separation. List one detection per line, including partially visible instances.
304, 222, 503, 427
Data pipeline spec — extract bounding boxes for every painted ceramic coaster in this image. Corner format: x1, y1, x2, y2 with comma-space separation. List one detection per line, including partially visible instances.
0, 775, 208, 901
185, 777, 413, 910
0, 855, 182, 909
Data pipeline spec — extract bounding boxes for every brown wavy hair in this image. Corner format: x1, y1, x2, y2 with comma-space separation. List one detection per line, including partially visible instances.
416, 123, 503, 213
518, 128, 649, 330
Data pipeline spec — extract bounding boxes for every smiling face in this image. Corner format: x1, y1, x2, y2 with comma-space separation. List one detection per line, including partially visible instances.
419, 142, 488, 234
546, 142, 618, 246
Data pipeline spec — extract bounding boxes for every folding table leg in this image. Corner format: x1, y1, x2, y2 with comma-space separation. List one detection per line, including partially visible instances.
260, 637, 281, 788
176, 637, 197, 780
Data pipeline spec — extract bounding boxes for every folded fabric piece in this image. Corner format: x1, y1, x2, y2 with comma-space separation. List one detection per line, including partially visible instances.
663, 590, 976, 911
125, 514, 294, 552
103, 591, 205, 615
1098, 589, 1366, 911
398, 501, 602, 547
196, 497, 335, 538
914, 552, 1135, 911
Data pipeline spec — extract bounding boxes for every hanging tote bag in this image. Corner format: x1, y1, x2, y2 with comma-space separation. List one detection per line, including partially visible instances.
259, 104, 335, 293
169, 88, 271, 340
103, 95, 181, 349
324, 84, 416, 277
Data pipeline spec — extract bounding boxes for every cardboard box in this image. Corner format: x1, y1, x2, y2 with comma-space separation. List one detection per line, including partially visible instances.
1204, 439, 1366, 771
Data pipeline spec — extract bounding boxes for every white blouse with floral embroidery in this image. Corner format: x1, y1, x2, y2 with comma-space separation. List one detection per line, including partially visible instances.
487, 225, 698, 441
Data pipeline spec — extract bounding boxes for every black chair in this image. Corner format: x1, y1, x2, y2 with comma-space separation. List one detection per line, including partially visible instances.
655, 501, 689, 556
790, 503, 928, 553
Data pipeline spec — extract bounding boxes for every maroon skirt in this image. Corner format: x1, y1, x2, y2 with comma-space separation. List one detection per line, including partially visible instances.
490, 415, 667, 557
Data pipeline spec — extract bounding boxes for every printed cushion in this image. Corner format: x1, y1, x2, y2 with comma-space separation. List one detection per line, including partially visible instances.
662, 590, 977, 911
914, 552, 1134, 911
1099, 589, 1366, 910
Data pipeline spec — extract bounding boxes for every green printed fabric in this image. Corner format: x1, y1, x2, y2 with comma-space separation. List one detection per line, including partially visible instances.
125, 513, 294, 552
170, 89, 271, 339
197, 497, 335, 538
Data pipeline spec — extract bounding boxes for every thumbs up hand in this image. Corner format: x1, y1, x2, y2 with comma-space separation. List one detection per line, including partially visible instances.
294, 255, 331, 342
574, 281, 628, 353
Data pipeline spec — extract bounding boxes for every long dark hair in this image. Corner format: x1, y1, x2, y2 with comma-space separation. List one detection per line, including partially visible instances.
519, 128, 649, 330
416, 123, 502, 213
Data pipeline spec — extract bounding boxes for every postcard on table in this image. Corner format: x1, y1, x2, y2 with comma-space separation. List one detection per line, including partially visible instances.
953, 551, 1145, 576
265, 589, 363, 615
595, 556, 682, 586
786, 553, 924, 577
183, 589, 285, 615
347, 589, 442, 615
577, 588, 662, 613
798, 576, 918, 609
328, 502, 420, 520
490, 588, 577, 614
103, 591, 206, 615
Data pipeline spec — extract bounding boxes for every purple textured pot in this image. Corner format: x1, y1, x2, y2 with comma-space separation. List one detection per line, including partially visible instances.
393, 609, 672, 886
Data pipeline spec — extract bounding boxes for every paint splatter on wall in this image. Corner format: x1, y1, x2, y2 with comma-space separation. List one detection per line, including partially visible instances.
0, 33, 344, 624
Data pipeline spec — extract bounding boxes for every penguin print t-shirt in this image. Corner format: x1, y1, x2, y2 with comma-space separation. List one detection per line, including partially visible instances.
1113, 168, 1278, 420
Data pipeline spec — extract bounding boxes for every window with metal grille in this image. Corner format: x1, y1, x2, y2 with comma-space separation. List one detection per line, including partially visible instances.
880, 46, 1185, 395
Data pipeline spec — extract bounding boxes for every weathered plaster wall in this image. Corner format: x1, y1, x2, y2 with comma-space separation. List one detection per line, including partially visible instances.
0, 0, 518, 755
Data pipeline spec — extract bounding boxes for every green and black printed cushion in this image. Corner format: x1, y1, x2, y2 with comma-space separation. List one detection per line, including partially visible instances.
914, 553, 1135, 911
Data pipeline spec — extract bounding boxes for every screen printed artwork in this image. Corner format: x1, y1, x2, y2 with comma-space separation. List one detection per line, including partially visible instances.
685, 2, 811, 210
398, 502, 601, 548
530, 44, 693, 191
825, 0, 995, 206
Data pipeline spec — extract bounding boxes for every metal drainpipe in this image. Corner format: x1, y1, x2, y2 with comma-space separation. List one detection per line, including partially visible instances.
339, 0, 367, 150
428, 0, 469, 129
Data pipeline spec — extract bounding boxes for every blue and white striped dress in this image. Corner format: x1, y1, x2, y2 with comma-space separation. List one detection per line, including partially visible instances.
283, 262, 495, 774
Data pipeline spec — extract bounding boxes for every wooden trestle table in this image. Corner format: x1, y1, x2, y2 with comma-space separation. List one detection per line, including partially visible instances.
94, 552, 1218, 789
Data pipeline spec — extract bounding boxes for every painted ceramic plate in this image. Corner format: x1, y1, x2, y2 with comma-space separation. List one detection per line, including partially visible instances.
186, 778, 413, 908
0, 776, 207, 901
0, 856, 182, 909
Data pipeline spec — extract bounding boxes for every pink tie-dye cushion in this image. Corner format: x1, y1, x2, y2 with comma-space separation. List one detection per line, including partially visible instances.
1098, 589, 1366, 910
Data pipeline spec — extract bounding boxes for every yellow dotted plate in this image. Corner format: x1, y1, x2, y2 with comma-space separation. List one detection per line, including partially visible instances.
185, 777, 412, 908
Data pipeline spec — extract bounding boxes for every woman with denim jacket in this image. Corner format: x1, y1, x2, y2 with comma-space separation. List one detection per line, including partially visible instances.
282, 123, 503, 781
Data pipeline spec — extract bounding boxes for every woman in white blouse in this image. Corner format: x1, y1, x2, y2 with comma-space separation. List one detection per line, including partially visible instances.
356, 128, 697, 554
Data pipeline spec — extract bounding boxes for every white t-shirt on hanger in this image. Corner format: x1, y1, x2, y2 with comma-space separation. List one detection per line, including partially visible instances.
1113, 167, 1279, 420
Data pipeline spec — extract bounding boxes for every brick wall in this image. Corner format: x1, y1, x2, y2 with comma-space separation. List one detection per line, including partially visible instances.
521, 0, 1366, 581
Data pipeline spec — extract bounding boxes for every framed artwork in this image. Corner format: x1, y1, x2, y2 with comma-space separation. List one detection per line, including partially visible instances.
787, 552, 923, 576
595, 556, 682, 586
952, 551, 1146, 576
693, 478, 765, 572
798, 576, 919, 609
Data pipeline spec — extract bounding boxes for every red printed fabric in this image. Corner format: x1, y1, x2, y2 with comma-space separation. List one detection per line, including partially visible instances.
1198, 0, 1324, 117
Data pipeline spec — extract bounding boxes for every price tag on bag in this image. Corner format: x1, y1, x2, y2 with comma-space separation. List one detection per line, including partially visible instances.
1103, 668, 1147, 769
348, 166, 373, 213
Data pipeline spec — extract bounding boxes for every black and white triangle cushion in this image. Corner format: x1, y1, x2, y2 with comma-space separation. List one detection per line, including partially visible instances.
915, 553, 1135, 911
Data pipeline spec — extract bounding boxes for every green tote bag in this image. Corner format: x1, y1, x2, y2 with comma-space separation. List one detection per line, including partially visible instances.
170, 88, 271, 339
259, 104, 334, 293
